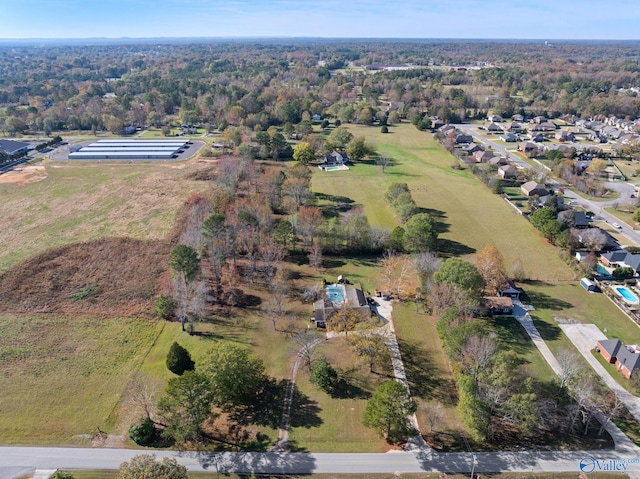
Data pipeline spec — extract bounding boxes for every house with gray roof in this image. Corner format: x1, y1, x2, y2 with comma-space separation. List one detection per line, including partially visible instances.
597, 339, 640, 379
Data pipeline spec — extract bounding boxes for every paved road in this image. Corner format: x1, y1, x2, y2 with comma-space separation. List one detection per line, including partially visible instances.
3, 446, 640, 477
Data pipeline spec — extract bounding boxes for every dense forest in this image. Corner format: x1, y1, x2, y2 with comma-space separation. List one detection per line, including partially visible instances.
2, 39, 640, 136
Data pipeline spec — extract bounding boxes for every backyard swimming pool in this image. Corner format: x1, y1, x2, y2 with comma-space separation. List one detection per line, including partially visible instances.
614, 286, 640, 305
326, 284, 346, 304
596, 264, 610, 275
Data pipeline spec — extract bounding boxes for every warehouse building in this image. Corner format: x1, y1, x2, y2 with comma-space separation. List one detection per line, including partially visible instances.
68, 139, 189, 160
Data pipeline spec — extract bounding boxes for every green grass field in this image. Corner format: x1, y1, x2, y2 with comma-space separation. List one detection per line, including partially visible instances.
0, 315, 162, 444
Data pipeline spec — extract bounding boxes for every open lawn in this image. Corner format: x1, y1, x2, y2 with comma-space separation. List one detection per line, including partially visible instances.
0, 161, 206, 273
0, 314, 162, 445
315, 124, 574, 281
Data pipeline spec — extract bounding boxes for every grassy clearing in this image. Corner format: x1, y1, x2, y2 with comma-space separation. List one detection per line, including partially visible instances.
604, 206, 637, 229
0, 162, 205, 273
0, 314, 162, 445
316, 124, 574, 281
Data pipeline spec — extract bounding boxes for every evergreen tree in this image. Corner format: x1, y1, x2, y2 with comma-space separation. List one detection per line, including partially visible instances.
166, 342, 195, 375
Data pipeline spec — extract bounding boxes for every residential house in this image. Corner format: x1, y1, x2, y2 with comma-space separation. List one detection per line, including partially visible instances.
432, 118, 446, 129
0, 139, 30, 156
518, 142, 543, 158
596, 339, 640, 379
511, 114, 525, 122
489, 156, 508, 167
600, 250, 640, 273
500, 132, 518, 142
473, 150, 494, 163
527, 132, 546, 143
530, 121, 557, 132
483, 296, 514, 316
311, 284, 370, 328
503, 122, 522, 132
498, 164, 517, 179
487, 114, 504, 123
439, 124, 455, 134
521, 181, 549, 197
558, 210, 592, 228
455, 133, 474, 144
324, 151, 349, 166
486, 122, 503, 132
463, 143, 483, 155
531, 115, 548, 125
555, 130, 575, 142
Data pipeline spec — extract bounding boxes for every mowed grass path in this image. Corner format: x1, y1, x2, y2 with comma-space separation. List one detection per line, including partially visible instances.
0, 161, 203, 273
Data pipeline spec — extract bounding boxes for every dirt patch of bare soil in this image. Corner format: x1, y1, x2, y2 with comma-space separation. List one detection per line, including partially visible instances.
0, 237, 171, 317
0, 165, 47, 184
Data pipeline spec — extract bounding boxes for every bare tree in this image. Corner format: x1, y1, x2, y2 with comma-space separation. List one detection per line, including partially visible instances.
308, 239, 323, 270
423, 402, 445, 432
597, 391, 625, 436
556, 348, 583, 391
125, 372, 157, 421
462, 334, 498, 380
376, 156, 391, 173
293, 329, 321, 373
413, 250, 442, 287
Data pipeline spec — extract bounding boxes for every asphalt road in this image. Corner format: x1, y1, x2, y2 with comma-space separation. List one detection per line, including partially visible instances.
454, 124, 640, 247
4, 447, 640, 477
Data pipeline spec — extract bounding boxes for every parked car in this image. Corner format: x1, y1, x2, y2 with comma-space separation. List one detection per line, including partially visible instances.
613, 223, 622, 230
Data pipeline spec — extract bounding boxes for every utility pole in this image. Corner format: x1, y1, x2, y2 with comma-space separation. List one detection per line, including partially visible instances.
470, 454, 477, 479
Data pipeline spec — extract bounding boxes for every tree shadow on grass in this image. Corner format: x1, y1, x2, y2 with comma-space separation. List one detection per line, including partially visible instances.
289, 384, 323, 429
437, 239, 476, 257
531, 316, 562, 341
522, 289, 573, 311
313, 192, 355, 204
398, 339, 458, 404
230, 378, 286, 430
331, 367, 371, 400
488, 316, 535, 356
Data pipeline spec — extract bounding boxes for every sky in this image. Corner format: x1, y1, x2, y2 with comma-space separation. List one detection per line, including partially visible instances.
1, 0, 639, 40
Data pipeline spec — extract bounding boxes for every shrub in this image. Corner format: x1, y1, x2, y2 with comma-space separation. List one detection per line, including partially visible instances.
381, 125, 389, 133
155, 294, 176, 320
166, 342, 195, 375
128, 417, 162, 447
310, 356, 338, 394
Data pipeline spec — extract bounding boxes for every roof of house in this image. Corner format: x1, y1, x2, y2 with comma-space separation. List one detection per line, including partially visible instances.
484, 296, 513, 310
0, 139, 30, 155
521, 181, 548, 194
617, 345, 640, 374
598, 338, 623, 358
601, 250, 640, 270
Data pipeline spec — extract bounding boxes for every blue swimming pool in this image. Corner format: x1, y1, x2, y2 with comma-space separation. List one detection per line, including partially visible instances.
596, 264, 610, 275
615, 286, 640, 305
326, 284, 346, 304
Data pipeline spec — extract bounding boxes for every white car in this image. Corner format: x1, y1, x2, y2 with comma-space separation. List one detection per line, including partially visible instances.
613, 223, 622, 230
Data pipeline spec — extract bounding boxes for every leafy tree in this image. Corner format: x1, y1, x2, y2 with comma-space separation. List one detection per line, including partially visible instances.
293, 141, 315, 164
613, 266, 635, 278
403, 213, 438, 253
169, 244, 200, 283
389, 226, 406, 252
546, 149, 565, 161
116, 454, 189, 479
156, 294, 176, 320
128, 416, 162, 447
310, 356, 338, 393
457, 374, 489, 442
346, 136, 375, 162
633, 208, 640, 223
541, 219, 567, 244
157, 371, 215, 444
474, 245, 506, 294
199, 342, 266, 407
434, 258, 485, 300
52, 472, 75, 479
348, 333, 390, 373
166, 342, 195, 376
327, 126, 353, 150
529, 206, 557, 230
363, 380, 417, 443
273, 219, 295, 247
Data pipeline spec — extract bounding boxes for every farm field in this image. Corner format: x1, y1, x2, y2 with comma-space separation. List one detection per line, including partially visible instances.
0, 160, 206, 273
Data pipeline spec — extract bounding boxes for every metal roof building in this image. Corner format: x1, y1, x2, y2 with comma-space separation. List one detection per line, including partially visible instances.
68, 139, 189, 160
